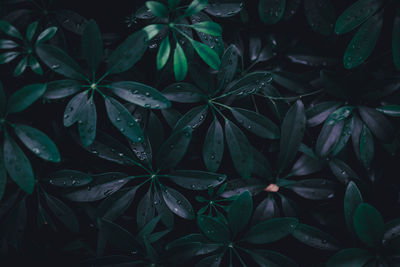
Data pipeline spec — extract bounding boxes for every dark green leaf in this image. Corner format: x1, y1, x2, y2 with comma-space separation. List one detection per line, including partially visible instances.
343, 11, 383, 69
205, 0, 244, 17
359, 106, 395, 142
107, 30, 148, 74
63, 90, 89, 127
13, 56, 28, 76
64, 172, 129, 202
259, 0, 286, 24
7, 83, 46, 114
359, 124, 374, 168
98, 218, 140, 253
29, 56, 43, 75
156, 126, 192, 170
109, 81, 171, 109
14, 124, 60, 162
26, 21, 38, 42
231, 107, 279, 139
228, 191, 252, 236
376, 105, 400, 117
306, 102, 341, 127
78, 97, 97, 147
251, 249, 298, 267
292, 223, 341, 250
3, 135, 34, 194
82, 20, 103, 71
225, 120, 253, 178
104, 96, 144, 143
36, 27, 57, 44
334, 0, 382, 34
0, 20, 23, 39
244, 217, 298, 244
315, 119, 344, 157
278, 100, 306, 173
285, 179, 335, 200
45, 194, 79, 232
353, 203, 384, 247
203, 119, 224, 172
344, 181, 363, 236
162, 83, 204, 103
191, 21, 222, 36
168, 170, 226, 190
197, 215, 230, 242
226, 71, 272, 97
217, 44, 239, 90
173, 105, 208, 131
36, 44, 85, 80
326, 248, 373, 267
97, 187, 137, 221
0, 39, 19, 49
162, 186, 194, 219
44, 80, 82, 99
304, 0, 335, 35
47, 169, 92, 187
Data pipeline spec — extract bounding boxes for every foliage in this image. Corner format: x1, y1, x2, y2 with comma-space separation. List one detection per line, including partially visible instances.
0, 0, 400, 266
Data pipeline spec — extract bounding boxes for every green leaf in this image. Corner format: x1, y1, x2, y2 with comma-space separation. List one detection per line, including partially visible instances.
327, 248, 374, 267
64, 172, 129, 202
228, 191, 252, 236
63, 90, 89, 127
142, 24, 166, 40
44, 80, 82, 100
157, 36, 171, 70
173, 105, 208, 131
292, 223, 341, 250
174, 42, 188, 81
285, 179, 335, 200
185, 0, 208, 17
137, 189, 156, 229
0, 39, 19, 49
109, 81, 171, 109
107, 30, 148, 74
97, 187, 137, 221
190, 39, 221, 69
225, 120, 253, 178
331, 117, 354, 156
36, 26, 57, 44
168, 170, 226, 190
104, 97, 144, 143
272, 71, 311, 94
344, 181, 363, 236
146, 1, 169, 18
190, 13, 224, 56
230, 107, 279, 139
244, 217, 298, 244
36, 44, 85, 80
156, 126, 192, 170
204, 0, 244, 17
26, 21, 38, 42
7, 83, 46, 114
359, 106, 395, 142
98, 218, 140, 253
325, 106, 353, 125
29, 56, 43, 75
304, 0, 335, 36
78, 97, 97, 147
13, 56, 28, 76
278, 100, 306, 173
353, 203, 384, 247
197, 215, 230, 242
191, 21, 222, 36
14, 124, 60, 162
169, 0, 181, 8
227, 71, 272, 97
258, 0, 286, 25
162, 186, 194, 219
343, 11, 383, 69
393, 13, 400, 70
162, 83, 204, 103
217, 44, 239, 91
45, 194, 79, 232
359, 124, 374, 168
376, 105, 400, 117
82, 20, 103, 72
47, 169, 92, 187
250, 249, 298, 267
203, 119, 224, 172
315, 119, 344, 157
3, 135, 34, 194
0, 20, 23, 39
0, 51, 20, 64
334, 0, 382, 34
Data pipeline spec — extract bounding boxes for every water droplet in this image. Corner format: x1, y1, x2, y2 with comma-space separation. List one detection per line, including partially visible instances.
116, 117, 121, 122
51, 64, 60, 69
32, 148, 40, 154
